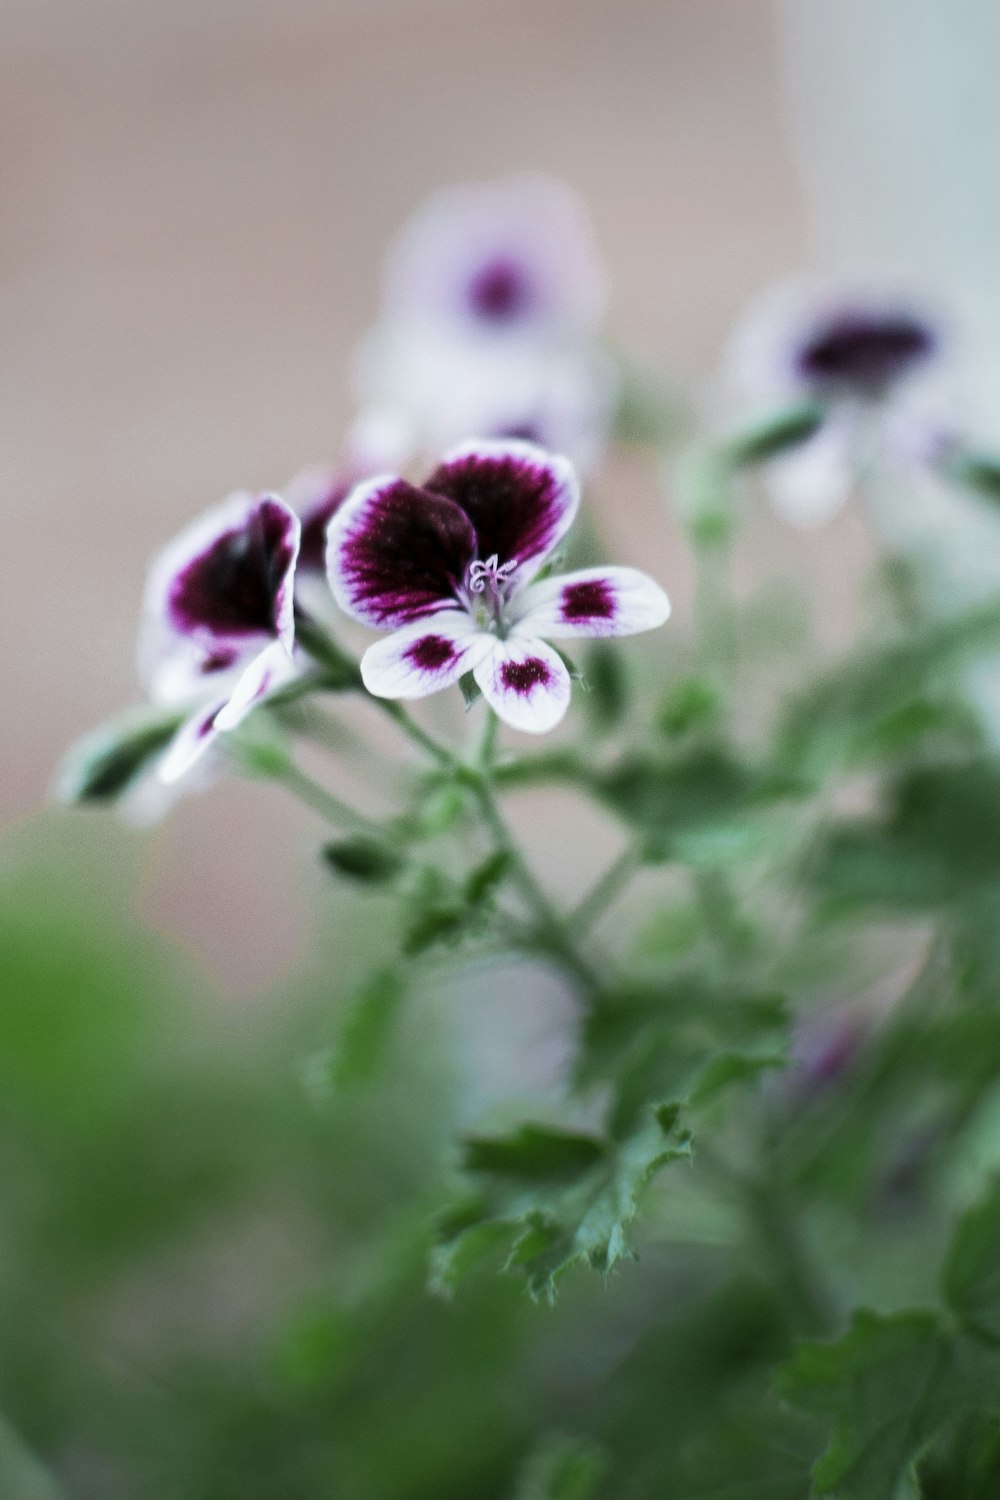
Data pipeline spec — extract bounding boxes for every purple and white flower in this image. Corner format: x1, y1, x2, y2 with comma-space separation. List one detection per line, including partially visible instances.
326, 439, 669, 734
725, 279, 946, 527
138, 490, 301, 783
380, 173, 607, 344
353, 175, 614, 477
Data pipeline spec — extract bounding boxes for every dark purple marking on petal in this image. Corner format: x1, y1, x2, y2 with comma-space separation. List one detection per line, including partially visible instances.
796, 312, 936, 396
425, 450, 569, 576
194, 705, 221, 740
499, 656, 551, 695
494, 421, 544, 444
405, 634, 457, 672
169, 499, 296, 640
560, 578, 615, 624
337, 480, 476, 625
298, 479, 352, 572
199, 647, 239, 674
466, 257, 536, 324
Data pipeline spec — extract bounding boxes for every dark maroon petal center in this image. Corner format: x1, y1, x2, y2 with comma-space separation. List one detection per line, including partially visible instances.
466, 257, 535, 324
425, 451, 566, 575
500, 656, 551, 695
561, 578, 614, 623
169, 501, 295, 639
796, 312, 935, 396
339, 480, 476, 625
406, 634, 457, 671
299, 481, 351, 572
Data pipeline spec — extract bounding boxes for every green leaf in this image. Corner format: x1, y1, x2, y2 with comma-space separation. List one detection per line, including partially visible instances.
322, 836, 404, 884
776, 602, 1000, 781
511, 1434, 607, 1500
54, 705, 184, 803
595, 749, 798, 865
310, 968, 406, 1093
943, 1178, 1000, 1345
581, 641, 629, 732
656, 675, 724, 738
434, 1106, 691, 1299
780, 1310, 975, 1500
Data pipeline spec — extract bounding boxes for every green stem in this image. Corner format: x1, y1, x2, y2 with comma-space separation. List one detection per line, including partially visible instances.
697, 1145, 834, 1336
570, 844, 641, 937
277, 760, 383, 836
468, 746, 605, 998
375, 700, 455, 767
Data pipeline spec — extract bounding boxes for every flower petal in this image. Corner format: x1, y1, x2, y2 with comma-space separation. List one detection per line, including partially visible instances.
473, 637, 572, 734
157, 698, 230, 785
326, 474, 476, 627
510, 566, 670, 640
213, 640, 299, 731
139, 492, 300, 693
765, 413, 857, 529
283, 465, 354, 573
359, 613, 492, 700
158, 642, 298, 785
424, 439, 579, 587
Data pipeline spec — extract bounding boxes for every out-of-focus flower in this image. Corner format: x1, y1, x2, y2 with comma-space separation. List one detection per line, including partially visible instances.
381, 173, 607, 344
138, 492, 301, 783
725, 280, 946, 526
326, 439, 669, 734
353, 175, 614, 477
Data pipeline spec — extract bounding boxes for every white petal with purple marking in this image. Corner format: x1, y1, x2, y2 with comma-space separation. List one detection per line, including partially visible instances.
473, 637, 571, 734
157, 698, 229, 785
326, 473, 476, 628
138, 491, 301, 694
510, 566, 670, 640
214, 640, 299, 731
359, 612, 493, 700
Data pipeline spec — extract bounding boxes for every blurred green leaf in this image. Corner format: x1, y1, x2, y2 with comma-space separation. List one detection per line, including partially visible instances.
433, 1106, 691, 1299
314, 967, 407, 1092
722, 401, 826, 468
780, 1310, 975, 1500
323, 836, 404, 884
943, 1178, 1000, 1345
511, 1434, 607, 1500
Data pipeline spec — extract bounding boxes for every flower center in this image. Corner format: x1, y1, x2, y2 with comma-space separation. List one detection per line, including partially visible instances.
467, 553, 517, 627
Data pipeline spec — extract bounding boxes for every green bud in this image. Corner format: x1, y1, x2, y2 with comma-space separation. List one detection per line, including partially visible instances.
55, 706, 185, 804
722, 401, 826, 468
322, 837, 404, 884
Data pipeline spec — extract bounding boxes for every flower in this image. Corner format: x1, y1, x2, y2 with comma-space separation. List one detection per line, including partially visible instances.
380, 173, 607, 344
326, 439, 670, 734
725, 279, 945, 527
137, 490, 302, 783
353, 175, 614, 477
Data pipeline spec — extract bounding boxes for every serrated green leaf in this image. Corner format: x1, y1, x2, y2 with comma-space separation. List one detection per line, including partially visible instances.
943, 1178, 1000, 1344
780, 1310, 971, 1500
435, 1106, 690, 1299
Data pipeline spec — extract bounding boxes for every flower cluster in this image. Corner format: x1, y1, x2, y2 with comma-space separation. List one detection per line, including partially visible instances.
352, 174, 615, 474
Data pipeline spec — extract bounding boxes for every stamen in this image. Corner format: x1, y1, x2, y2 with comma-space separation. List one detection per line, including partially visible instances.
469, 554, 518, 594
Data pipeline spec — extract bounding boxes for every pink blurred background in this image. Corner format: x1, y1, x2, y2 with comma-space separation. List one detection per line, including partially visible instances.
0, 0, 887, 986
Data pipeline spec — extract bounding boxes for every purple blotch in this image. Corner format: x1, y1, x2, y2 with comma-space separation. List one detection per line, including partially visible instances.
199, 647, 239, 674
406, 634, 457, 672
467, 258, 534, 324
797, 312, 935, 396
426, 451, 565, 578
339, 481, 476, 625
561, 578, 615, 624
170, 501, 295, 639
500, 657, 551, 695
